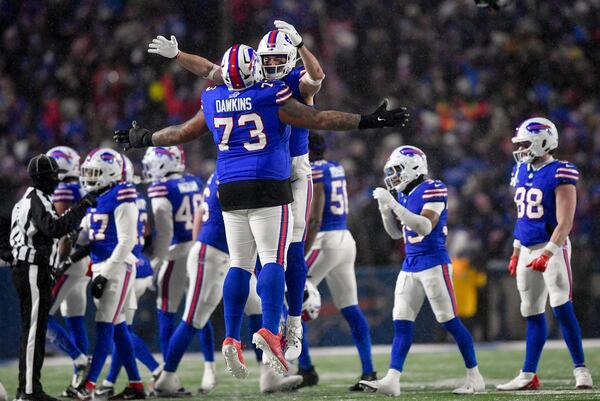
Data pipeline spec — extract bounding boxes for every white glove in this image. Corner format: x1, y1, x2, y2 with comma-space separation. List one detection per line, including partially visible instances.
373, 187, 397, 209
148, 35, 179, 59
274, 20, 303, 47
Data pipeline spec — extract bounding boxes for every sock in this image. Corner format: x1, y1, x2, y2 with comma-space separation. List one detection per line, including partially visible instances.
257, 263, 285, 333
106, 343, 122, 384
157, 310, 177, 360
442, 317, 478, 369
114, 322, 141, 381
87, 322, 115, 383
199, 321, 215, 362
164, 322, 198, 372
254, 258, 263, 283
223, 267, 251, 340
390, 320, 413, 371
523, 313, 548, 373
386, 368, 402, 381
101, 379, 114, 387
47, 317, 85, 360
297, 320, 313, 371
129, 326, 159, 372
65, 316, 89, 355
285, 242, 308, 317
553, 302, 585, 367
341, 305, 374, 374
248, 314, 263, 362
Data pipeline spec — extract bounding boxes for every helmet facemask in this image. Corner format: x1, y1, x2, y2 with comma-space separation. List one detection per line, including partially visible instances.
80, 165, 105, 193
260, 53, 296, 80
512, 140, 537, 164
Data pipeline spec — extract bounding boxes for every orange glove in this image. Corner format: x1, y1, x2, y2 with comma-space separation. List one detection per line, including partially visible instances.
527, 254, 550, 273
508, 255, 519, 276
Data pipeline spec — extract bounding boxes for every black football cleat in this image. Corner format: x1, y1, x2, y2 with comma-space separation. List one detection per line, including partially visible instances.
349, 372, 377, 391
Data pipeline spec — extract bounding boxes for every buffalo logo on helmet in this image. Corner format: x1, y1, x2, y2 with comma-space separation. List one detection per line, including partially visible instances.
153, 147, 176, 160
49, 150, 73, 163
525, 122, 551, 134
398, 147, 425, 157
100, 151, 117, 163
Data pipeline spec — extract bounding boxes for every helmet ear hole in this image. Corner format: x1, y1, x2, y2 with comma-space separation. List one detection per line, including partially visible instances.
542, 140, 547, 148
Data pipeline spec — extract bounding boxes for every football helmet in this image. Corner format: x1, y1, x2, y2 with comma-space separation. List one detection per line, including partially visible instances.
80, 148, 124, 192
220, 44, 263, 91
121, 154, 138, 183
384, 146, 428, 192
46, 146, 81, 180
512, 117, 558, 164
301, 280, 321, 321
142, 146, 185, 181
257, 30, 297, 80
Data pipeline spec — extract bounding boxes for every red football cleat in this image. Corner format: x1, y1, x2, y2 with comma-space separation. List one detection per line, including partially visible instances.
252, 328, 288, 374
222, 337, 248, 379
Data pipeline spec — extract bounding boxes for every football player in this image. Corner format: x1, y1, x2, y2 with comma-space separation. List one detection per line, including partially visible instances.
360, 146, 485, 396
114, 43, 407, 378
496, 118, 593, 390
147, 20, 326, 359
71, 149, 144, 400
296, 133, 375, 390
94, 155, 161, 398
142, 146, 203, 359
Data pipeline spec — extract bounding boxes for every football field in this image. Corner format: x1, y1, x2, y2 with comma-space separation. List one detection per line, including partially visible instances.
1, 341, 599, 401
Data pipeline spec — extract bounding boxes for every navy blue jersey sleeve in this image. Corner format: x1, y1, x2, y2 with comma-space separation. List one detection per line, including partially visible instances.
115, 184, 137, 204
421, 180, 448, 203
554, 161, 579, 186
147, 181, 168, 199
311, 161, 326, 183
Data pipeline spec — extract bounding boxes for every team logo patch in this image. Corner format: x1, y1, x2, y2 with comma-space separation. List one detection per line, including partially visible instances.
153, 147, 176, 159
526, 122, 551, 133
100, 152, 116, 163
399, 147, 424, 156
50, 150, 73, 163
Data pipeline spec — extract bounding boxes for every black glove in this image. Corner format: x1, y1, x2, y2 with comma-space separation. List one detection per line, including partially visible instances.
91, 275, 108, 299
50, 264, 65, 284
358, 100, 410, 129
113, 121, 154, 151
79, 192, 98, 208
474, 0, 503, 10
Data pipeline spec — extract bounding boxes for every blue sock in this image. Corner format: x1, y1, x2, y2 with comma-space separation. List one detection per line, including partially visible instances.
87, 322, 115, 383
523, 313, 548, 373
106, 344, 122, 384
47, 317, 84, 360
199, 321, 215, 362
65, 316, 89, 355
298, 320, 313, 370
254, 259, 263, 283
285, 242, 308, 317
257, 263, 285, 333
114, 322, 141, 381
164, 322, 198, 372
223, 268, 251, 340
553, 302, 585, 367
157, 310, 176, 360
129, 326, 159, 372
248, 314, 263, 362
341, 305, 374, 374
442, 317, 477, 368
390, 320, 413, 371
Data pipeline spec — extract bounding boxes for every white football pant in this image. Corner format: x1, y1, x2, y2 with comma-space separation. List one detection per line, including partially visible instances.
49, 258, 90, 317
156, 241, 193, 314
125, 276, 153, 325
91, 262, 136, 324
290, 154, 313, 242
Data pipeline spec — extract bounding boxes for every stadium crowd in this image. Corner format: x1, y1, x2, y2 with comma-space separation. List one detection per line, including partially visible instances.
1, 0, 600, 338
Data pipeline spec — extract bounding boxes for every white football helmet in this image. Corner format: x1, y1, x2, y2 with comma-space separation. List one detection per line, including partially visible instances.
384, 146, 428, 192
512, 117, 559, 164
257, 30, 297, 80
121, 154, 139, 184
46, 146, 81, 180
142, 146, 185, 182
220, 44, 263, 91
301, 280, 321, 321
80, 148, 124, 192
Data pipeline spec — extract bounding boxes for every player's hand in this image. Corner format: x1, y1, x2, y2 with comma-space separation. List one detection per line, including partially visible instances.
91, 275, 108, 299
274, 20, 303, 48
526, 254, 550, 273
113, 121, 154, 151
359, 99, 410, 129
508, 255, 519, 276
79, 192, 98, 208
148, 35, 180, 59
373, 187, 396, 208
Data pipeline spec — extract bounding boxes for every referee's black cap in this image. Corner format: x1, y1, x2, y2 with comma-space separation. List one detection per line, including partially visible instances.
27, 154, 59, 178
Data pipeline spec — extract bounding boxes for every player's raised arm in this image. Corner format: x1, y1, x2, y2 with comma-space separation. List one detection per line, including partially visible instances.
148, 35, 224, 84
373, 188, 439, 236
113, 109, 209, 150
278, 98, 409, 131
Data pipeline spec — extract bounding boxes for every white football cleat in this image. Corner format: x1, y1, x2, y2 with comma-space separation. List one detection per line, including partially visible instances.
359, 376, 401, 397
453, 367, 485, 394
259, 364, 303, 393
574, 367, 593, 389
496, 370, 540, 391
198, 362, 217, 394
154, 370, 191, 396
284, 318, 303, 360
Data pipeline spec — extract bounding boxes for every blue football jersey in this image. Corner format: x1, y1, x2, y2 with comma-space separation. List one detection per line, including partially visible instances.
312, 160, 348, 231
147, 174, 203, 245
201, 81, 292, 183
511, 160, 579, 247
88, 183, 138, 264
133, 196, 148, 259
283, 66, 309, 157
398, 179, 451, 272
136, 255, 153, 279
198, 174, 228, 253
52, 181, 85, 204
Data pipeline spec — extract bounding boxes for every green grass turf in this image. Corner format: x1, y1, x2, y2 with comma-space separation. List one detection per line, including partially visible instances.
1, 346, 599, 401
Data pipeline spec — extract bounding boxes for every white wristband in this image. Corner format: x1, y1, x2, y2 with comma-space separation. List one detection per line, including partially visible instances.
513, 239, 521, 249
302, 74, 324, 86
206, 64, 220, 80
544, 241, 561, 256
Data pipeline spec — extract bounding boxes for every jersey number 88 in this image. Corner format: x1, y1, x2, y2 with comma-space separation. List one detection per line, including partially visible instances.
514, 187, 544, 219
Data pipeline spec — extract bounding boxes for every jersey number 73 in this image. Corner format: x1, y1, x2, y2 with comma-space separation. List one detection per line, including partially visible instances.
214, 113, 266, 151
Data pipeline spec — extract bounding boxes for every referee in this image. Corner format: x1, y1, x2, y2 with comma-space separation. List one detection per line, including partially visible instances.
10, 154, 97, 401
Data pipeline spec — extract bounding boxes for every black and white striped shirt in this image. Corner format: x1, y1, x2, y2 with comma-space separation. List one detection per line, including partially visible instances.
10, 187, 87, 268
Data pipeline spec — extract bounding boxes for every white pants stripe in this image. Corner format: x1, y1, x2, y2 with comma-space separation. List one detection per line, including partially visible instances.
25, 265, 39, 394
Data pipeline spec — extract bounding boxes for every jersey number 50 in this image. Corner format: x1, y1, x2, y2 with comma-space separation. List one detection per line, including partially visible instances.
214, 113, 266, 151
514, 187, 544, 219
